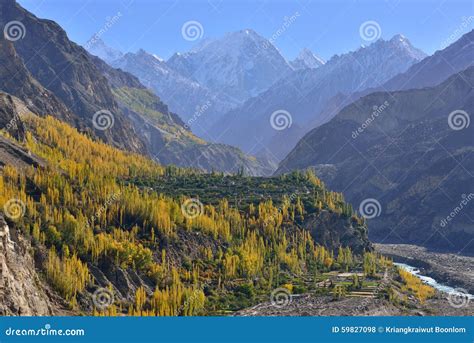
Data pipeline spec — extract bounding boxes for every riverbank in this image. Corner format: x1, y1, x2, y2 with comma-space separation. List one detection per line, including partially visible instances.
375, 244, 474, 294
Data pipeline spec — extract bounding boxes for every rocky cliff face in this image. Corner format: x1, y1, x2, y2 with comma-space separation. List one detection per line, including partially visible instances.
277, 67, 474, 254
0, 215, 68, 315
0, 36, 74, 125
0, 0, 145, 153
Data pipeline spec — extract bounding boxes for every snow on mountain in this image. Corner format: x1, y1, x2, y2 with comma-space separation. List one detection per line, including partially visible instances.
209, 35, 427, 163
166, 29, 293, 102
111, 49, 239, 137
383, 30, 474, 90
290, 48, 325, 70
85, 37, 123, 64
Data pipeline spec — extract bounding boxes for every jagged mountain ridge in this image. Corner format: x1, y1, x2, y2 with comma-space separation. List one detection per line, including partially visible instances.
209, 34, 427, 163
89, 54, 275, 175
0, 0, 145, 154
277, 66, 474, 254
109, 49, 239, 137
167, 29, 294, 103
86, 37, 124, 64
0, 0, 272, 175
290, 48, 325, 70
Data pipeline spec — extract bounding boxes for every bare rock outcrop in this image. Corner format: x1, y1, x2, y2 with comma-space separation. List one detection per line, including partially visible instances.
0, 215, 67, 315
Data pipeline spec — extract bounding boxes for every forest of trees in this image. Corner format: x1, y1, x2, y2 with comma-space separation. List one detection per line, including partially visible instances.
0, 115, 370, 315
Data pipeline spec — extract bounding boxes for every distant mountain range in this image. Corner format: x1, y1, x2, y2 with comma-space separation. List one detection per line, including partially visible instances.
210, 34, 427, 162
277, 31, 474, 253
0, 0, 273, 175
87, 32, 426, 167
89, 30, 296, 140
109, 48, 238, 137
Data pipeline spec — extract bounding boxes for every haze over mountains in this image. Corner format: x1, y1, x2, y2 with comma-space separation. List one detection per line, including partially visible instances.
88, 31, 427, 165
210, 34, 427, 161
278, 30, 474, 254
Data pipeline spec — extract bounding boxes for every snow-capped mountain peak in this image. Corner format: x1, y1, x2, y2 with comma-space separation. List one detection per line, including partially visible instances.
387, 34, 427, 60
290, 48, 325, 70
166, 29, 293, 101
85, 37, 123, 64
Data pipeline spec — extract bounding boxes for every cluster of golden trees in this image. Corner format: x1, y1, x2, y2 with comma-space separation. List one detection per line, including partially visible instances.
0, 115, 364, 315
399, 269, 435, 303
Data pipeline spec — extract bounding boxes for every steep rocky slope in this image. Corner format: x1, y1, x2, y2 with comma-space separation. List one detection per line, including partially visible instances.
0, 215, 70, 315
109, 49, 238, 136
0, 0, 145, 154
211, 35, 426, 162
0, 0, 271, 175
277, 67, 474, 254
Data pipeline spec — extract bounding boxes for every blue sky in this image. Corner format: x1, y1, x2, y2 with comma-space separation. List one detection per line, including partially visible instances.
18, 0, 474, 61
